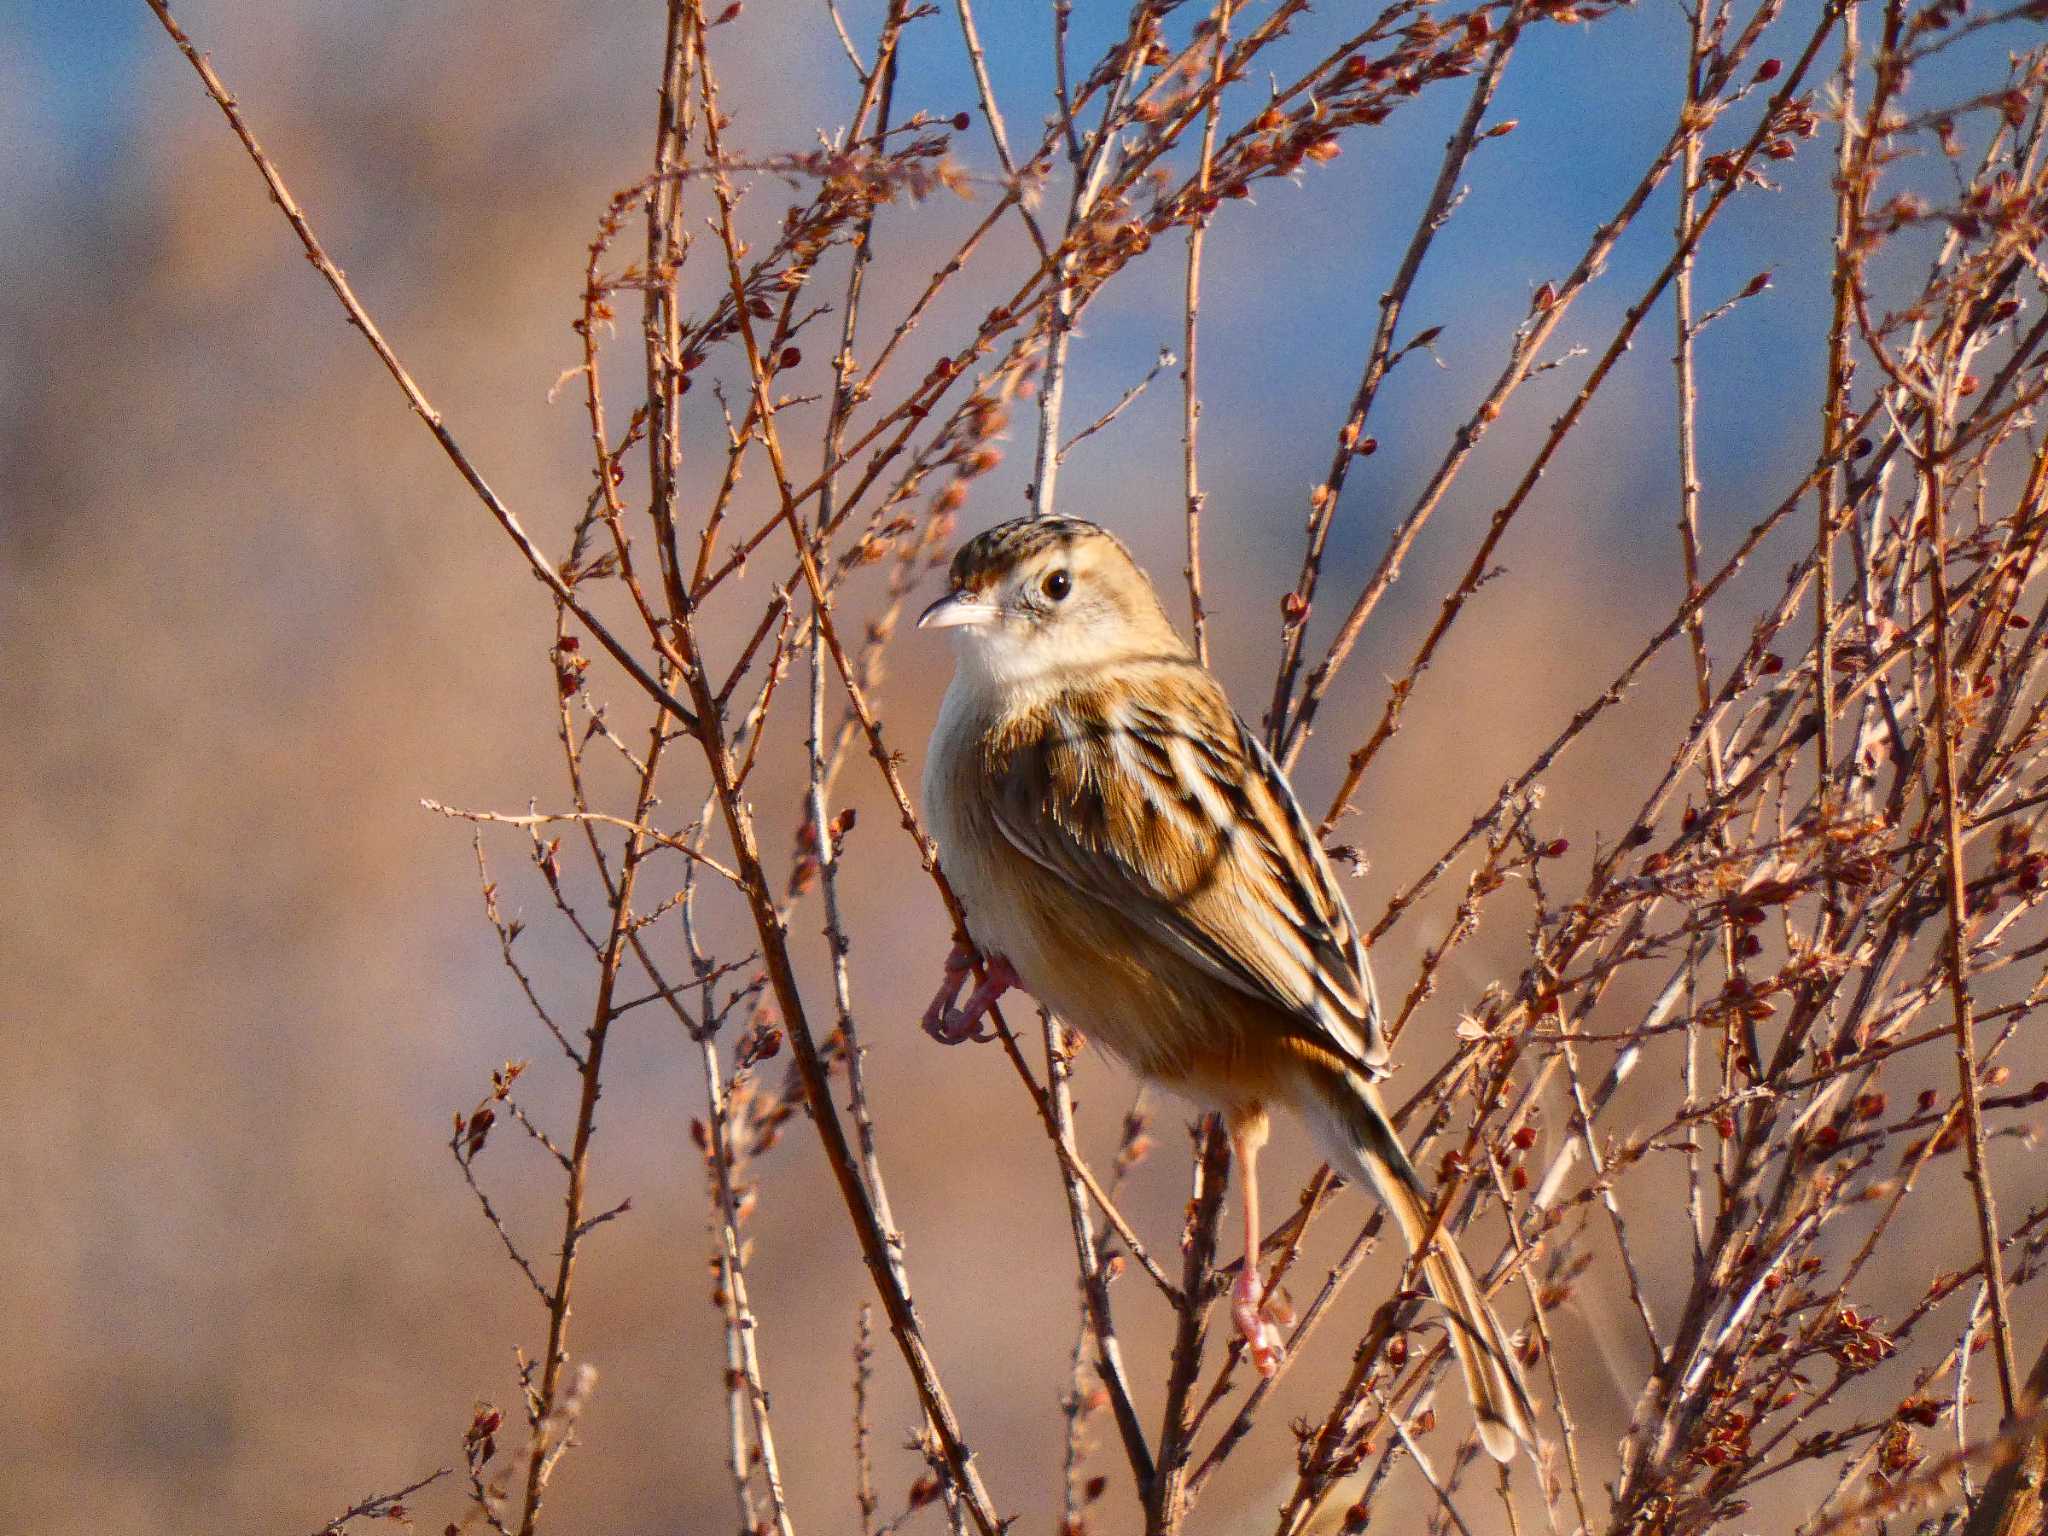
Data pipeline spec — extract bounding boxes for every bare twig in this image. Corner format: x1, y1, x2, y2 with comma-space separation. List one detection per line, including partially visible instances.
307, 1467, 451, 1535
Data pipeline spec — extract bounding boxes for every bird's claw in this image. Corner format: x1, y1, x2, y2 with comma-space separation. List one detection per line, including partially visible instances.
924, 1008, 994, 1045
1233, 1267, 1288, 1379
920, 946, 1016, 1046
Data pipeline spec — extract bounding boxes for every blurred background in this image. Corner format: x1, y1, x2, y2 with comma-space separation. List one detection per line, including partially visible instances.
3, 2, 2039, 1533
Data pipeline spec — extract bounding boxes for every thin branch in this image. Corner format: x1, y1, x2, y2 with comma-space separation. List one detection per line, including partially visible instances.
1181, 0, 1232, 663
307, 1467, 451, 1536
1921, 402, 2023, 1420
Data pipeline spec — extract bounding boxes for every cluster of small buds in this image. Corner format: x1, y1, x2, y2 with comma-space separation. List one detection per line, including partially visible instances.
1690, 1406, 1754, 1472
1905, 0, 1977, 40
464, 1402, 505, 1496
1821, 1306, 1899, 1372
1114, 1104, 1154, 1179
788, 805, 857, 898
1495, 1120, 1541, 1193
1055, 1473, 1112, 1536
908, 368, 1027, 546
1109, 3, 1639, 265
1873, 1419, 1925, 1480
551, 633, 589, 697
451, 1060, 531, 1163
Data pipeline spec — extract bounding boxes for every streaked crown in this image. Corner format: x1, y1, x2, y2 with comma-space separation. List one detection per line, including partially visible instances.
948, 516, 1132, 594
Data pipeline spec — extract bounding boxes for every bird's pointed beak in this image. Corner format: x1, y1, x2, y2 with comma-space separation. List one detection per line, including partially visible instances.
918, 588, 1000, 631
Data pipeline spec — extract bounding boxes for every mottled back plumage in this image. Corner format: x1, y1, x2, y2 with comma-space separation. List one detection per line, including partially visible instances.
981, 660, 1389, 1082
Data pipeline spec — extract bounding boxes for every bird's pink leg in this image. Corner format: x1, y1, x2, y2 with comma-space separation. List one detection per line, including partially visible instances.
922, 944, 1016, 1044
1229, 1108, 1286, 1378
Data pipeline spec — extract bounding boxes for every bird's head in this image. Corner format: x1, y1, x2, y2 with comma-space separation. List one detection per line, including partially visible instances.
918, 516, 1187, 689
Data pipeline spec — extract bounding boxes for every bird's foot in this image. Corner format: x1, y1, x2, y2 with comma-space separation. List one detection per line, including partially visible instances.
921, 948, 1016, 1044
921, 943, 974, 1041
1233, 1265, 1288, 1379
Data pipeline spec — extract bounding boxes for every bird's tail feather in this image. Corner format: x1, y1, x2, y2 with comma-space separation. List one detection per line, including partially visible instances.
1312, 1070, 1535, 1462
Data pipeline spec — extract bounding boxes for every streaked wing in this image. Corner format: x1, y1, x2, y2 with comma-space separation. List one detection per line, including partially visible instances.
983, 663, 1389, 1077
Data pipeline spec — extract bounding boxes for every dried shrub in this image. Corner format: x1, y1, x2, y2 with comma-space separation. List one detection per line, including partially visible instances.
147, 0, 2048, 1532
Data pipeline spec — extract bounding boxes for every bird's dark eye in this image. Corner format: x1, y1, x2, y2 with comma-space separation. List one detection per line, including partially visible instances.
1043, 569, 1072, 602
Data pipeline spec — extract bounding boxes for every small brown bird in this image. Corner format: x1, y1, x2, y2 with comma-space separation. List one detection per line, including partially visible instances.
918, 515, 1533, 1461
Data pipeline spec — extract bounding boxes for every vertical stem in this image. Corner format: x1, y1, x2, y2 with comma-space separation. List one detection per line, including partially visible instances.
1487, 1154, 1592, 1536
1181, 1, 1232, 663
643, 0, 695, 624
1671, 0, 1745, 1205
686, 18, 1003, 1525
713, 1070, 760, 1531
1922, 411, 2022, 1421
815, 18, 910, 1294
809, 629, 910, 1278
1030, 274, 1080, 520
1673, 3, 1721, 757
517, 722, 670, 1535
692, 626, 1002, 1532
1816, 0, 1860, 911
698, 1030, 798, 1536
1046, 1018, 1157, 1496
1147, 1124, 1230, 1535
853, 1305, 878, 1536
1961, 1336, 2048, 1536
1031, 28, 1146, 520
